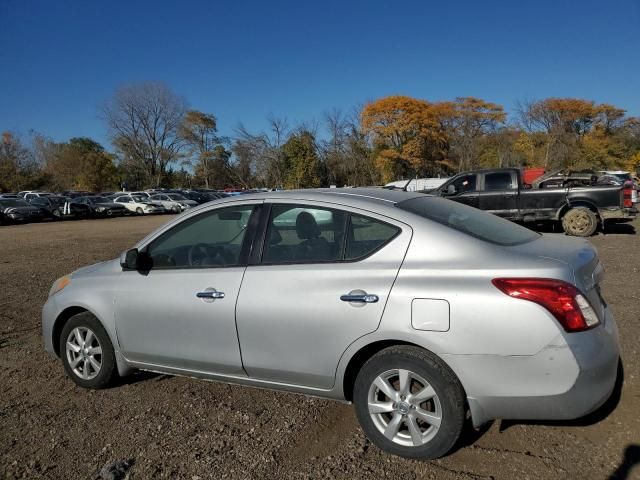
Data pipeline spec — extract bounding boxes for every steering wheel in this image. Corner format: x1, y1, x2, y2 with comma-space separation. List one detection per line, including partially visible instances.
187, 243, 224, 266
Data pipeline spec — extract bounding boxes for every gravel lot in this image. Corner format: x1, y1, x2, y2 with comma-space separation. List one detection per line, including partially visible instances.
1, 215, 639, 480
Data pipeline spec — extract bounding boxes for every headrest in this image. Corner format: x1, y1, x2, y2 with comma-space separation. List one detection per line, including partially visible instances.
296, 211, 321, 240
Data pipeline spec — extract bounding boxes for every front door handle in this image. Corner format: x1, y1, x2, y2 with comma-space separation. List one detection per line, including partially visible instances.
196, 290, 225, 299
340, 293, 379, 303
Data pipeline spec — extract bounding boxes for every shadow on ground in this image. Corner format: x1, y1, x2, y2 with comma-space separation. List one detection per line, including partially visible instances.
608, 444, 640, 480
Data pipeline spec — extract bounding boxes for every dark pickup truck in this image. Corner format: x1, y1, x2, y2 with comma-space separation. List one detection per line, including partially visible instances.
425, 168, 637, 236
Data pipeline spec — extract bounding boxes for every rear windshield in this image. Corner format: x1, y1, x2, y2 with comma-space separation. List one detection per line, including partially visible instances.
396, 196, 540, 246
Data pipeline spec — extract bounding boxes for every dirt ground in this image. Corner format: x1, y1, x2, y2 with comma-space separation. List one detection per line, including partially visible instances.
1, 215, 639, 480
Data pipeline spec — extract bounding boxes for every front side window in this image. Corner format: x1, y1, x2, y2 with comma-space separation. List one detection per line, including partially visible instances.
447, 174, 477, 195
147, 205, 255, 268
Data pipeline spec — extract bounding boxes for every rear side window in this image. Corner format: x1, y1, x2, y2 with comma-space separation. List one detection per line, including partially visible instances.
484, 172, 515, 191
396, 196, 539, 246
261, 205, 399, 264
345, 214, 400, 260
263, 205, 347, 264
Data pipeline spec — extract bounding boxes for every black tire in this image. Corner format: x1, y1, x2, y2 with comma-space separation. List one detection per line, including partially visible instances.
353, 346, 465, 459
59, 311, 118, 389
562, 207, 598, 237
136, 207, 144, 215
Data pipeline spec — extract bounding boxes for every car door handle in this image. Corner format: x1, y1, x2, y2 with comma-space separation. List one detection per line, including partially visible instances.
196, 290, 225, 299
340, 293, 379, 303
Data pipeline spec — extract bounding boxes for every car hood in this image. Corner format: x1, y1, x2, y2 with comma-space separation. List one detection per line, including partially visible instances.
71, 259, 120, 279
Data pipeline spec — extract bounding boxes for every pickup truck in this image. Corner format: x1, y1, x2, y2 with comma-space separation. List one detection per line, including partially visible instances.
425, 167, 637, 236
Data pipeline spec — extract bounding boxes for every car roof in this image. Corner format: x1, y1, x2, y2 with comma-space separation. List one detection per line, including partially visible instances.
217, 187, 426, 207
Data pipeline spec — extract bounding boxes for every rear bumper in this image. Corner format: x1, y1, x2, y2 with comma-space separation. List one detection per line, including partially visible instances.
600, 207, 637, 220
444, 307, 620, 427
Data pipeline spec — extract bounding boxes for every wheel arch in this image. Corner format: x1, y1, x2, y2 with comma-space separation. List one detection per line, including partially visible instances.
556, 200, 599, 220
342, 339, 434, 402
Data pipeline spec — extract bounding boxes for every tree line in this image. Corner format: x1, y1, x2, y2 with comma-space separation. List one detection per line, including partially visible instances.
2, 82, 639, 193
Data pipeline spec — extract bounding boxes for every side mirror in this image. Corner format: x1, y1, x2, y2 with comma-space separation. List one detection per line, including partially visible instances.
446, 184, 457, 195
120, 248, 139, 270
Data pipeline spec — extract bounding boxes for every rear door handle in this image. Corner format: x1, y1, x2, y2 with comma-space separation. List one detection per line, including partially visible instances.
196, 290, 225, 299
340, 293, 379, 303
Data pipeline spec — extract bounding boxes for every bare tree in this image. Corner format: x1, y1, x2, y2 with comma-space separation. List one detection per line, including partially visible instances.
102, 82, 187, 187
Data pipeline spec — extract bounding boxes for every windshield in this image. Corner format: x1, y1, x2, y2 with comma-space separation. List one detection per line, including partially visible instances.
167, 194, 186, 200
396, 196, 540, 246
131, 195, 148, 202
0, 199, 29, 207
91, 196, 112, 203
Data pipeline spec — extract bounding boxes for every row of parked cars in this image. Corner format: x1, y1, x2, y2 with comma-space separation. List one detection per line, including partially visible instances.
0, 188, 244, 225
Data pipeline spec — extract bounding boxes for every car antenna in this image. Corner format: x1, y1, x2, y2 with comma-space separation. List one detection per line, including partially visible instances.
402, 173, 417, 192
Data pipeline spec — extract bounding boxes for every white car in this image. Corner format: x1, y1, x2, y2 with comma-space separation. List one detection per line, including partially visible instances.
150, 194, 198, 213
113, 194, 165, 215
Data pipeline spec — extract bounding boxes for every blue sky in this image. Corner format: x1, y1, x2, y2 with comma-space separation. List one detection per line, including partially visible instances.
1, 0, 639, 148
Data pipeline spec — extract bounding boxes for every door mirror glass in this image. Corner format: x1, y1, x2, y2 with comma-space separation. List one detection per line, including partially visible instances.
120, 248, 139, 270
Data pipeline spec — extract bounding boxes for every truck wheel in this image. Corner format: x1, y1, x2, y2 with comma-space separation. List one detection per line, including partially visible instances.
562, 207, 598, 237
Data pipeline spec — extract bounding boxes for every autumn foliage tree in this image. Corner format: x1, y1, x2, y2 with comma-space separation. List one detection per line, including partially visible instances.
361, 96, 447, 183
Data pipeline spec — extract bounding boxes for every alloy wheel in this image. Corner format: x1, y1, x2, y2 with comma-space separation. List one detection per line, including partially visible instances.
65, 327, 102, 380
367, 369, 442, 447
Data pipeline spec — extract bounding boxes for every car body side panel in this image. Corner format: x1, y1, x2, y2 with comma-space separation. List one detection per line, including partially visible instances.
235, 204, 412, 389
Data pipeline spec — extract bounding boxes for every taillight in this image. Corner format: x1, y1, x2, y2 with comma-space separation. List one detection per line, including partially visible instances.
492, 278, 599, 332
623, 181, 633, 208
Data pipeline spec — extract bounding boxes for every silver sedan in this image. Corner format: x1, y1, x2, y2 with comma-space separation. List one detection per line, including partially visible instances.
42, 188, 620, 459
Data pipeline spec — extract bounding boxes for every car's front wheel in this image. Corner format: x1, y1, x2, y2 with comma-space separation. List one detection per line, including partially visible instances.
136, 207, 144, 215
59, 312, 118, 389
353, 346, 465, 459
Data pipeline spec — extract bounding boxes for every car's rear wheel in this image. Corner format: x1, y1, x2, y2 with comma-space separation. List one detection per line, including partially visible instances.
562, 207, 598, 237
353, 346, 465, 459
59, 312, 118, 389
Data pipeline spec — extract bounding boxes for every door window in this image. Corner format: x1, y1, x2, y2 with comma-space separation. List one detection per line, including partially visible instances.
261, 205, 400, 264
448, 174, 477, 195
484, 172, 515, 191
147, 205, 255, 268
262, 205, 347, 264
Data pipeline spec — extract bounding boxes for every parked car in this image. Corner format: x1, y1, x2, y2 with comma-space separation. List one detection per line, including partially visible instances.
0, 198, 43, 224
20, 191, 55, 200
149, 193, 198, 213
112, 194, 165, 215
27, 195, 91, 220
0, 193, 19, 199
62, 190, 92, 199
43, 188, 619, 460
426, 168, 637, 236
74, 196, 129, 217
